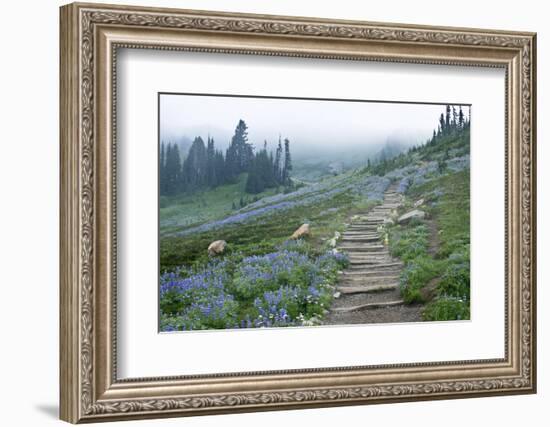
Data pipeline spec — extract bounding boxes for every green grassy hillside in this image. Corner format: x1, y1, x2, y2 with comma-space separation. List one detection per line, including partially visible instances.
160, 173, 281, 235
158, 121, 471, 329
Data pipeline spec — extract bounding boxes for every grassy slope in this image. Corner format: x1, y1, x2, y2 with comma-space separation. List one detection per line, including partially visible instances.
408, 170, 470, 260
159, 167, 382, 272
160, 188, 376, 272
160, 173, 280, 235
385, 128, 471, 320
160, 128, 470, 322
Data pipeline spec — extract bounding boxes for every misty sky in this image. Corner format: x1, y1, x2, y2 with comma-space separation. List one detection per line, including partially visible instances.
159, 94, 463, 157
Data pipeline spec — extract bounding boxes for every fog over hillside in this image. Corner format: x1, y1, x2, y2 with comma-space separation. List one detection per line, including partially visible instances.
159, 94, 470, 180
160, 93, 457, 161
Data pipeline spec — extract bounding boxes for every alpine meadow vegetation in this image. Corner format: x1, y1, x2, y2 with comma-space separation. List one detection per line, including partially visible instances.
159, 104, 471, 330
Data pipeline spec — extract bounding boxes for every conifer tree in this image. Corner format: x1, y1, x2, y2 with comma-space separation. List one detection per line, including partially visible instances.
282, 138, 292, 187
214, 150, 225, 186
206, 136, 216, 186
452, 106, 458, 130
458, 106, 465, 129
182, 136, 207, 190
439, 114, 445, 136
159, 142, 166, 194
232, 119, 253, 171
274, 136, 283, 184
445, 105, 451, 134
164, 143, 182, 195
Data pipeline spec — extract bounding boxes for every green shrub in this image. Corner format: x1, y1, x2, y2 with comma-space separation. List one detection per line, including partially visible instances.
389, 224, 429, 262
438, 250, 470, 298
422, 296, 470, 321
399, 255, 442, 303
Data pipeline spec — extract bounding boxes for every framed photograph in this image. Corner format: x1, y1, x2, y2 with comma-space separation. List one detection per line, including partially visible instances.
60, 2, 537, 423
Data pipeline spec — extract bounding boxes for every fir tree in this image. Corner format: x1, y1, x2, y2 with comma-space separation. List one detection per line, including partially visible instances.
206, 136, 216, 186
282, 138, 292, 187
274, 136, 283, 184
452, 106, 458, 130
214, 150, 225, 186
439, 114, 445, 137
183, 136, 207, 190
232, 119, 253, 172
159, 142, 166, 194
164, 143, 182, 195
458, 106, 465, 129
445, 105, 451, 134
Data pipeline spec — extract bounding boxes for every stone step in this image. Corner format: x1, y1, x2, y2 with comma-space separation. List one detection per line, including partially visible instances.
342, 233, 380, 238
343, 271, 402, 278
347, 226, 381, 231
348, 260, 403, 266
341, 237, 381, 243
341, 244, 386, 251
340, 270, 400, 278
339, 276, 400, 284
345, 246, 388, 252
339, 247, 388, 254
346, 253, 390, 258
341, 235, 380, 240
331, 299, 405, 312
342, 244, 388, 251
347, 260, 394, 266
339, 277, 400, 285
337, 284, 398, 294
343, 231, 381, 235
347, 263, 403, 270
346, 253, 393, 259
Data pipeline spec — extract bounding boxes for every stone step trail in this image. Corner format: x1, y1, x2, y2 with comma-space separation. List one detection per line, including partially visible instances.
337, 283, 399, 294
331, 299, 405, 312
323, 184, 423, 325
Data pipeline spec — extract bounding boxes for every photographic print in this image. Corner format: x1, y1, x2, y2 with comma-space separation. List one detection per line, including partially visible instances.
158, 94, 471, 332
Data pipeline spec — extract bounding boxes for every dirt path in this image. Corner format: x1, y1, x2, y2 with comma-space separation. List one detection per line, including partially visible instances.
323, 184, 423, 325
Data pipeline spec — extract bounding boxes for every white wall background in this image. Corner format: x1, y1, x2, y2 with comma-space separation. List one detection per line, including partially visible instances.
0, 0, 545, 425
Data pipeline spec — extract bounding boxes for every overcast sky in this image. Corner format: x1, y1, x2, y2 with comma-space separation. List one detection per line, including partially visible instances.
159, 94, 460, 156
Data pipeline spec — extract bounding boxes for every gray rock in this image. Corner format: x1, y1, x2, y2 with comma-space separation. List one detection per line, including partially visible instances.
398, 209, 426, 224
207, 240, 227, 257
291, 223, 310, 239
413, 198, 425, 208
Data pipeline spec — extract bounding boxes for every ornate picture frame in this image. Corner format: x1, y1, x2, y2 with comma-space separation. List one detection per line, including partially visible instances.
60, 2, 536, 423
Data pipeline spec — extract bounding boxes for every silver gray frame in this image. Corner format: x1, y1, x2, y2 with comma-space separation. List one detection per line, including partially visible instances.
60, 2, 537, 423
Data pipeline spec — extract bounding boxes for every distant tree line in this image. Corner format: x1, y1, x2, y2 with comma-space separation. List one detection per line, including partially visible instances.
365, 104, 471, 176
160, 119, 293, 196
433, 104, 470, 142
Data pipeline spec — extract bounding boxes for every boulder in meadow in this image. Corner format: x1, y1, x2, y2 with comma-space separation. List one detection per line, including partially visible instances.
207, 240, 227, 257
291, 223, 310, 239
398, 209, 425, 224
